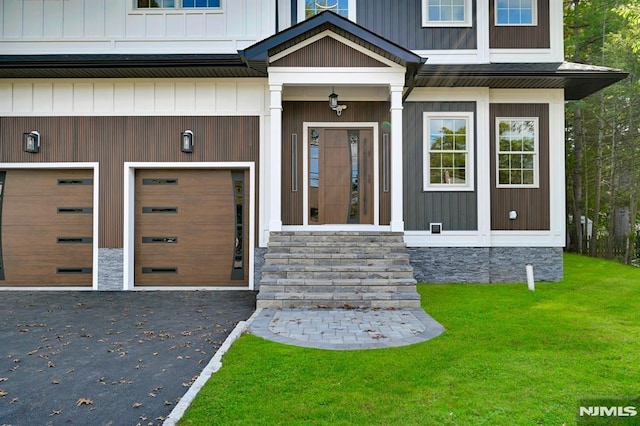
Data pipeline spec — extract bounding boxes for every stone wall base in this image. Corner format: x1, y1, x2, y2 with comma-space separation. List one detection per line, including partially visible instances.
98, 248, 124, 291
408, 247, 563, 283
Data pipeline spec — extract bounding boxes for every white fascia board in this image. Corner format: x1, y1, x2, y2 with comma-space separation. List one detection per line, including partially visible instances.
412, 50, 480, 64
0, 162, 100, 290
407, 87, 489, 102
489, 49, 563, 63
490, 89, 563, 103
123, 162, 256, 291
268, 67, 406, 86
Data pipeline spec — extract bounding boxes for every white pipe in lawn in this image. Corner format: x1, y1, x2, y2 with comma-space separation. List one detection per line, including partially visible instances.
526, 263, 535, 291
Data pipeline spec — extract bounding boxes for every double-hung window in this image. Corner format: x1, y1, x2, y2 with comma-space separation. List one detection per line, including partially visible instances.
137, 0, 220, 9
424, 112, 474, 191
495, 0, 536, 26
496, 118, 539, 187
422, 0, 473, 27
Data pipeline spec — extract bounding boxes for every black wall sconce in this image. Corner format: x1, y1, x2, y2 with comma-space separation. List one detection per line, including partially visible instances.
23, 131, 40, 153
328, 88, 347, 116
181, 130, 194, 153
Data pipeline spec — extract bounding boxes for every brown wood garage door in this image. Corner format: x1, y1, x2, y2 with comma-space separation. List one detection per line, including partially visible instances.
135, 169, 248, 287
0, 169, 94, 286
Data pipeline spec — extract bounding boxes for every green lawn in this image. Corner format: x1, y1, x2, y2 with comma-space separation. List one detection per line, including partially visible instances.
180, 253, 640, 425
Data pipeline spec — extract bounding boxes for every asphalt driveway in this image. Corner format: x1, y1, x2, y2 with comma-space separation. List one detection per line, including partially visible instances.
0, 291, 256, 426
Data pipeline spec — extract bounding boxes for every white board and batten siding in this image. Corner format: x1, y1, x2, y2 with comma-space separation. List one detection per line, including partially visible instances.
0, 0, 275, 54
0, 80, 268, 116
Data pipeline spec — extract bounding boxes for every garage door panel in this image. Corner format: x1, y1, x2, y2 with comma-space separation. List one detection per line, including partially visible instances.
1, 169, 94, 287
136, 218, 235, 233
137, 243, 235, 261
3, 206, 93, 226
4, 170, 93, 197
135, 168, 247, 287
2, 256, 92, 285
3, 230, 92, 257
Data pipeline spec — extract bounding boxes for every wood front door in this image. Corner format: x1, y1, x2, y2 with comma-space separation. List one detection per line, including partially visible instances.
308, 128, 374, 225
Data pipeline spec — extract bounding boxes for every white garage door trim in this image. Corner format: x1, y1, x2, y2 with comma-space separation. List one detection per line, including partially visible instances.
0, 162, 100, 291
124, 162, 256, 291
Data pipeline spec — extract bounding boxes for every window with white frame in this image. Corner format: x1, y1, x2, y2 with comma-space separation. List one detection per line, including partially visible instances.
302, 0, 352, 19
424, 112, 474, 191
496, 117, 539, 187
495, 0, 536, 26
422, 0, 473, 27
136, 0, 220, 9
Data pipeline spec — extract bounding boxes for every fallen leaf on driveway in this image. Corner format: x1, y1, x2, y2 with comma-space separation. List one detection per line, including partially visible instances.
76, 397, 93, 406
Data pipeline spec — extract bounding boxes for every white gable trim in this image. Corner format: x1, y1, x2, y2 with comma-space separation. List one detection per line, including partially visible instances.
269, 30, 403, 70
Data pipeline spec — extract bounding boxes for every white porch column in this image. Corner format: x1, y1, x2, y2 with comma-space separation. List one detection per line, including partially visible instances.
269, 84, 283, 232
389, 84, 405, 232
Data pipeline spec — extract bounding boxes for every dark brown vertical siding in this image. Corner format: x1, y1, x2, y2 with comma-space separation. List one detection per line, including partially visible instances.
490, 104, 550, 230
403, 102, 478, 231
272, 36, 388, 68
1, 116, 260, 248
356, 0, 477, 50
489, 0, 550, 48
281, 101, 391, 225
0, 117, 77, 163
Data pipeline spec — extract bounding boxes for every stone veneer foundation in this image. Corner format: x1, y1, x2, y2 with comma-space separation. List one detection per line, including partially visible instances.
407, 247, 563, 283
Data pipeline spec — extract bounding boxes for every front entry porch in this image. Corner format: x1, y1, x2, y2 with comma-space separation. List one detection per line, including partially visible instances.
256, 231, 421, 309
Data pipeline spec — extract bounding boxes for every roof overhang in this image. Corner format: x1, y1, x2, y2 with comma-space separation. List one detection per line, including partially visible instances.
0, 54, 265, 79
415, 62, 628, 100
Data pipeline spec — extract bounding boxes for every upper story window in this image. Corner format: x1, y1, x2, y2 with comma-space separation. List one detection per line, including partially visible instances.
300, 0, 355, 21
422, 0, 473, 27
496, 118, 539, 187
136, 0, 220, 8
495, 0, 536, 26
423, 112, 475, 191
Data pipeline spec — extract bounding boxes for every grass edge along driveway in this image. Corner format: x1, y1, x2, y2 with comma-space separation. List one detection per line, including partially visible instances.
181, 253, 640, 426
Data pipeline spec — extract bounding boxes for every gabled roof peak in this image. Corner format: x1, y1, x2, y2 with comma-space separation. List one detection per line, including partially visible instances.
239, 10, 425, 73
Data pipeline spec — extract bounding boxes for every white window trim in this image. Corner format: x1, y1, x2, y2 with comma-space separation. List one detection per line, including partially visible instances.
494, 0, 537, 27
131, 0, 223, 14
423, 111, 475, 192
495, 117, 539, 188
422, 0, 473, 28
298, 0, 356, 22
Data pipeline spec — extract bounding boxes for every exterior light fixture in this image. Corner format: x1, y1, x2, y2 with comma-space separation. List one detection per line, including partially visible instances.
23, 131, 40, 153
181, 130, 194, 153
328, 88, 347, 116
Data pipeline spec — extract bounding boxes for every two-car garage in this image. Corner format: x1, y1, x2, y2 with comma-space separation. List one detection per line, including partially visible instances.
0, 165, 253, 289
